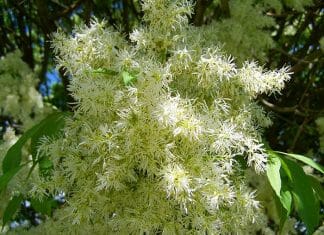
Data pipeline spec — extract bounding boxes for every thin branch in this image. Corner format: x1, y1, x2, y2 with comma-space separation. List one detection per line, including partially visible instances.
59, 67, 75, 111
129, 0, 141, 20
122, 0, 130, 35
192, 0, 213, 26
14, 3, 35, 68
260, 99, 306, 117
298, 74, 316, 107
266, 10, 298, 18
288, 117, 308, 152
51, 0, 85, 20
37, 38, 51, 91
290, 50, 322, 73
219, 0, 230, 18
82, 0, 93, 26
274, 47, 313, 64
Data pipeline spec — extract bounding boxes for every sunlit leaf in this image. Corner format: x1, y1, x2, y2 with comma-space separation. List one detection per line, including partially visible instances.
279, 158, 292, 181
276, 151, 324, 174
280, 157, 320, 234
92, 68, 118, 75
280, 187, 292, 216
266, 152, 282, 197
273, 192, 288, 232
122, 71, 137, 85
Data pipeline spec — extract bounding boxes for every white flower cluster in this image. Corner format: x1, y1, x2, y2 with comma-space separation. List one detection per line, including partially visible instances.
185, 0, 313, 63
28, 0, 290, 234
0, 51, 52, 226
0, 51, 50, 130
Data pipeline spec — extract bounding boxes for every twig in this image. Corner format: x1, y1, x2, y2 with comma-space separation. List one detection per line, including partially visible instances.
274, 48, 313, 64
288, 117, 308, 152
260, 99, 306, 117
298, 74, 316, 107
51, 0, 85, 20
59, 67, 75, 111
192, 0, 213, 26
122, 0, 130, 35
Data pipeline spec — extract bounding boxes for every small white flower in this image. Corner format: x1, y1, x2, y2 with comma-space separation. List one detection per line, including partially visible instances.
173, 116, 203, 141
154, 96, 184, 127
161, 164, 193, 199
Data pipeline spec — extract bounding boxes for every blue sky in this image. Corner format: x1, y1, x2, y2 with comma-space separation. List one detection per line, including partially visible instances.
39, 69, 61, 96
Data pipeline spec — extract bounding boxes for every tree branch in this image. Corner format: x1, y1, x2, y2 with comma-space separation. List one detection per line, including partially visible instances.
51, 0, 85, 20
288, 117, 309, 152
192, 0, 213, 26
260, 98, 306, 117
122, 0, 130, 35
59, 67, 75, 111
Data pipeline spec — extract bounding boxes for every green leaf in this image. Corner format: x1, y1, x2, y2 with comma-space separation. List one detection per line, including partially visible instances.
122, 71, 137, 85
279, 158, 292, 181
2, 112, 68, 174
31, 197, 57, 216
266, 152, 282, 197
280, 188, 292, 216
273, 192, 288, 232
276, 151, 324, 174
2, 125, 39, 174
308, 175, 324, 203
39, 157, 53, 169
30, 112, 69, 158
92, 68, 118, 75
38, 156, 54, 178
2, 194, 23, 229
0, 166, 22, 192
281, 157, 320, 234
272, 175, 292, 233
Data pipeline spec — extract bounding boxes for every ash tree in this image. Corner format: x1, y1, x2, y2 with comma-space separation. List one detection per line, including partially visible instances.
1, 0, 323, 234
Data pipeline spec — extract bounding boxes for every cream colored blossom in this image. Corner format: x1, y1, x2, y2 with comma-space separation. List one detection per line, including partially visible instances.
20, 0, 291, 234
